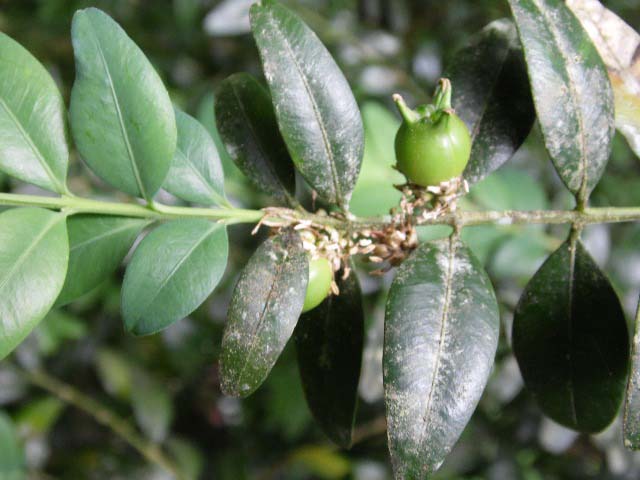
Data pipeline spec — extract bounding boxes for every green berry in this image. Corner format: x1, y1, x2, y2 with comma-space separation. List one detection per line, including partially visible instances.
393, 79, 471, 187
302, 257, 333, 313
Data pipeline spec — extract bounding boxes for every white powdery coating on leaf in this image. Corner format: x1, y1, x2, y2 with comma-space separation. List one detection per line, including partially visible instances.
251, 3, 363, 205
221, 233, 306, 396
384, 239, 499, 477
511, 0, 614, 196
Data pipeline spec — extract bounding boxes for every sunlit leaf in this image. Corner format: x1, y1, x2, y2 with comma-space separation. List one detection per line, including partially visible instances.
567, 0, 640, 159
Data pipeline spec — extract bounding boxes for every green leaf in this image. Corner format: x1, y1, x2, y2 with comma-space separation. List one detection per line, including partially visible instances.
566, 0, 640, 160
0, 411, 25, 480
96, 349, 133, 400
35, 310, 87, 355
384, 238, 499, 477
250, 0, 363, 208
122, 219, 228, 336
167, 437, 204, 480
0, 33, 69, 194
221, 231, 308, 398
16, 397, 64, 435
215, 73, 296, 205
57, 215, 148, 306
196, 92, 248, 192
131, 369, 174, 443
69, 8, 176, 200
507, 0, 615, 201
289, 445, 351, 479
0, 208, 68, 360
446, 19, 535, 185
625, 297, 640, 449
164, 108, 227, 206
513, 239, 629, 432
295, 268, 364, 448
350, 102, 404, 217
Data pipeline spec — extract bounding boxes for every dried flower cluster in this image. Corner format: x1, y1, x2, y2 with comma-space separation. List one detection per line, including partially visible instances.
393, 176, 469, 224
253, 176, 469, 284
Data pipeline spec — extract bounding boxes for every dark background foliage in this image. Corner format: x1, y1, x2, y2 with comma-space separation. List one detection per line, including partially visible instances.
1, 0, 640, 478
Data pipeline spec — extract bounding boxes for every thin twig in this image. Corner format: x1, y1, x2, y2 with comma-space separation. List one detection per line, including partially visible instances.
21, 368, 185, 480
2, 191, 640, 230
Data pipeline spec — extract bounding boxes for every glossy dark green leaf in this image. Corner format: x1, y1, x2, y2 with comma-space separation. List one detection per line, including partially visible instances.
625, 297, 640, 450
446, 19, 535, 185
507, 0, 615, 201
215, 73, 296, 205
0, 208, 69, 360
0, 33, 69, 194
513, 239, 629, 432
221, 231, 308, 398
0, 411, 25, 479
69, 8, 176, 200
164, 108, 227, 206
122, 219, 228, 336
56, 215, 148, 306
295, 268, 364, 448
384, 238, 499, 477
250, 0, 364, 208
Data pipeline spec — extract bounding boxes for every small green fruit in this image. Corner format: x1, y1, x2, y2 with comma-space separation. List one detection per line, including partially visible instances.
393, 79, 471, 187
302, 257, 333, 313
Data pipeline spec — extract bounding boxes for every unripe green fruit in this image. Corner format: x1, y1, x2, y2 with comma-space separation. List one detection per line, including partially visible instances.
302, 257, 333, 313
394, 112, 471, 187
392, 79, 472, 187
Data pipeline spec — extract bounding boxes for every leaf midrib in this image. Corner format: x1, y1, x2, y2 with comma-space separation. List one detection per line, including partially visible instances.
84, 14, 148, 200
233, 241, 292, 387
0, 97, 65, 193
70, 221, 144, 252
527, 0, 589, 195
0, 214, 63, 297
175, 148, 226, 206
263, 8, 343, 204
418, 239, 457, 449
130, 223, 218, 324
